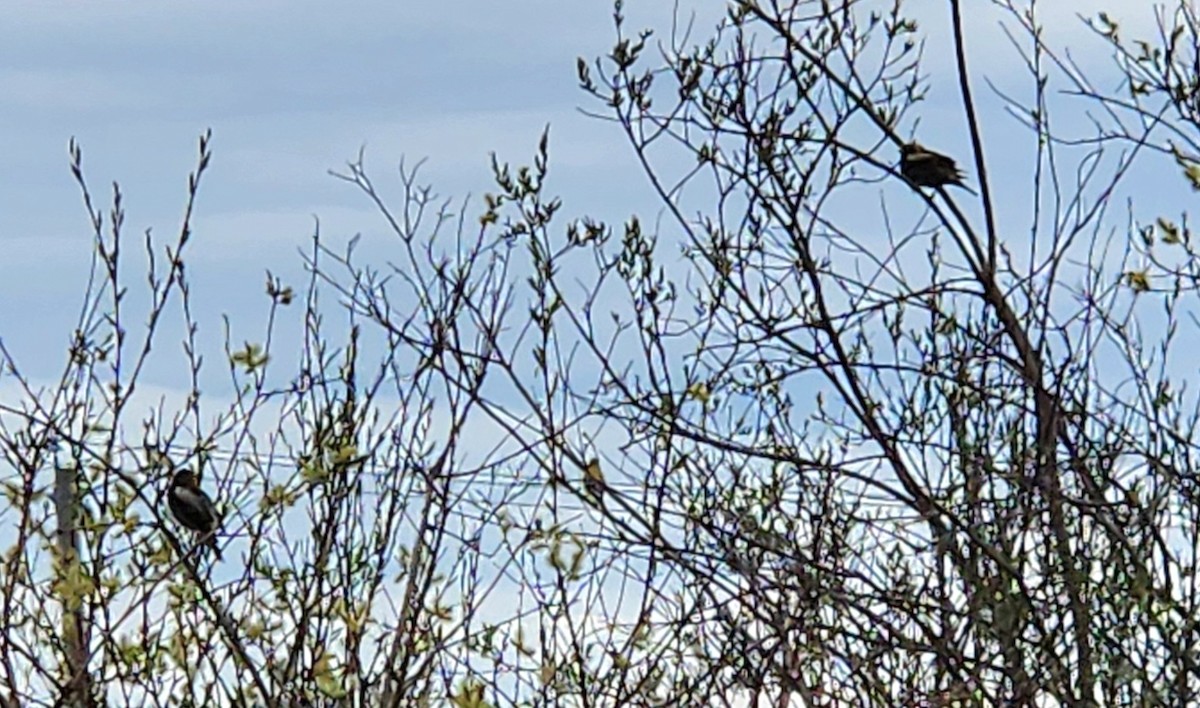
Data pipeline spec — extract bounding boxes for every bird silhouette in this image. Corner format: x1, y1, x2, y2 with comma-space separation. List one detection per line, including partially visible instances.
900, 142, 976, 195
168, 469, 222, 560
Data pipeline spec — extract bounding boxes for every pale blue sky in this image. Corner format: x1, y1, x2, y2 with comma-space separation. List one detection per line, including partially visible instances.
0, 0, 1169, 389
0, 1, 720, 381
0, 2, 1182, 702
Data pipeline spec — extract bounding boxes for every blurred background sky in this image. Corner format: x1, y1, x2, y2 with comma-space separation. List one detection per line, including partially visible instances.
0, 1, 686, 382
0, 5, 1182, 703
0, 0, 1166, 394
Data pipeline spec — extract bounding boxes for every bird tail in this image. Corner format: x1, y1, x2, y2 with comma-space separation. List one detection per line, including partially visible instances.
204, 532, 223, 560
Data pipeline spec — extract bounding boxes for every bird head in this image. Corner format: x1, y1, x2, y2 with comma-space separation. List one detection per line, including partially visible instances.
900, 142, 924, 156
172, 469, 197, 487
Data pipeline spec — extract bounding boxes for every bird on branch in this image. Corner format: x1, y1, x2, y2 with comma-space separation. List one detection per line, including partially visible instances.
900, 142, 977, 195
168, 469, 223, 560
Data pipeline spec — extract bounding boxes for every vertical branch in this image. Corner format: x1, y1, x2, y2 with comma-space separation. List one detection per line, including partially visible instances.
53, 463, 91, 708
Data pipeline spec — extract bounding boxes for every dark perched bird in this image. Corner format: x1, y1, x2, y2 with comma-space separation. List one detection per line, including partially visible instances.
900, 142, 977, 195
168, 469, 222, 560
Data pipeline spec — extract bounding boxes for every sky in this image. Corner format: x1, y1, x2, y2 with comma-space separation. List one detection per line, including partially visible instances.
0, 0, 1179, 703
0, 0, 1163, 387
0, 0, 1176, 571
0, 0, 1178, 535
0, 0, 722, 384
